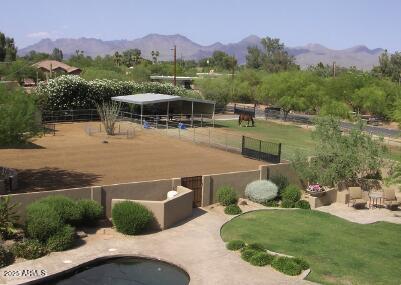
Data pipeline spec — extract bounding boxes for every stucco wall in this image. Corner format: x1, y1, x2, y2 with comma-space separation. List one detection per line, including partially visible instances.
267, 163, 303, 188
111, 186, 193, 230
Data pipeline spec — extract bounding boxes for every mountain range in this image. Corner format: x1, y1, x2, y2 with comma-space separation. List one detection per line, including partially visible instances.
19, 34, 384, 70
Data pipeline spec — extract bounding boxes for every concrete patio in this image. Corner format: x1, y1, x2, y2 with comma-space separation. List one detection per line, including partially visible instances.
0, 207, 315, 285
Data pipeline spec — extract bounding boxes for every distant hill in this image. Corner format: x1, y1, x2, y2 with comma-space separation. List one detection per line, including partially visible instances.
19, 34, 384, 70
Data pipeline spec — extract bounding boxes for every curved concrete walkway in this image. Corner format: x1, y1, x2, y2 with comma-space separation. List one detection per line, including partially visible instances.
1, 207, 315, 285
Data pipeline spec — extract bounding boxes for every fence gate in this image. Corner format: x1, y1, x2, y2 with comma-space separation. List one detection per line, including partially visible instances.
241, 136, 281, 164
181, 176, 203, 207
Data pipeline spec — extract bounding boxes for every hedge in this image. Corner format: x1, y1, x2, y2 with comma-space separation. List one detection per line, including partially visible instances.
36, 196, 82, 225
224, 204, 242, 215
26, 202, 63, 242
216, 186, 238, 206
77, 199, 103, 226
35, 75, 201, 111
46, 225, 75, 252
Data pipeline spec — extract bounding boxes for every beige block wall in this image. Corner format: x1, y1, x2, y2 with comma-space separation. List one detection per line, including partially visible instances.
205, 170, 260, 204
7, 186, 93, 222
102, 179, 173, 217
267, 163, 303, 188
111, 186, 193, 230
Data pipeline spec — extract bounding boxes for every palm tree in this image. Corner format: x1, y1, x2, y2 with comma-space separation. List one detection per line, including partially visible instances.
151, 50, 160, 64
113, 51, 122, 66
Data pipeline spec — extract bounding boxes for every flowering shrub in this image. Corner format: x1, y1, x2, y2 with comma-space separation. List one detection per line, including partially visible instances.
35, 75, 201, 111
307, 184, 324, 193
245, 180, 278, 204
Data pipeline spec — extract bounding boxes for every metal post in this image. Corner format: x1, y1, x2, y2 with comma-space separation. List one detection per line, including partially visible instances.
212, 103, 216, 128
193, 126, 195, 142
208, 127, 211, 145
201, 114, 203, 127
191, 101, 194, 127
173, 45, 177, 86
166, 101, 170, 130
140, 104, 143, 127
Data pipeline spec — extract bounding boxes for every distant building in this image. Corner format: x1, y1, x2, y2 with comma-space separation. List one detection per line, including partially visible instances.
33, 60, 81, 76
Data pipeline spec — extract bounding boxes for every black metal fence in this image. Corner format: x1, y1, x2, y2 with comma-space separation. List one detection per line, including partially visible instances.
241, 136, 281, 164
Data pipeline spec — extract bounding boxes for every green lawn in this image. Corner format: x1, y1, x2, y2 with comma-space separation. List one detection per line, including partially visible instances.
221, 210, 401, 285
215, 119, 401, 161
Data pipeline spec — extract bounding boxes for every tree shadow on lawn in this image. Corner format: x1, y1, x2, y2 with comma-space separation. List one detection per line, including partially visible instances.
14, 167, 102, 192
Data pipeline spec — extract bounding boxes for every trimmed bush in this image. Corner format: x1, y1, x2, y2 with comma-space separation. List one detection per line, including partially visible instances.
245, 180, 278, 204
226, 240, 245, 251
246, 243, 266, 252
293, 257, 310, 270
294, 200, 311, 209
216, 186, 238, 206
47, 225, 75, 252
281, 185, 301, 208
262, 200, 280, 207
270, 175, 289, 198
112, 201, 154, 235
26, 203, 63, 242
224, 204, 242, 215
250, 252, 274, 266
37, 196, 82, 225
271, 256, 302, 276
0, 244, 14, 268
241, 249, 259, 262
77, 199, 103, 226
11, 240, 47, 260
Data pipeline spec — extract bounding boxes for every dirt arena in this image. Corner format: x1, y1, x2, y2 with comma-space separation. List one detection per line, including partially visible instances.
0, 122, 262, 192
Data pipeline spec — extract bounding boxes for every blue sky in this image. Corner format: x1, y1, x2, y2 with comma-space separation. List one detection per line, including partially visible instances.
1, 0, 400, 51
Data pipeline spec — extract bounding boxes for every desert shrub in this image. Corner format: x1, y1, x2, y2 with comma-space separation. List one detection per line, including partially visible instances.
226, 240, 245, 251
241, 249, 259, 262
281, 200, 295, 208
112, 201, 154, 235
271, 256, 302, 276
282, 185, 301, 202
216, 186, 238, 206
11, 239, 47, 260
250, 252, 274, 266
0, 244, 14, 268
262, 199, 280, 207
77, 199, 103, 226
0, 196, 19, 240
246, 243, 266, 252
245, 180, 278, 204
37, 196, 82, 225
270, 175, 289, 198
224, 204, 242, 215
294, 200, 311, 209
47, 225, 75, 252
26, 203, 63, 242
293, 257, 310, 270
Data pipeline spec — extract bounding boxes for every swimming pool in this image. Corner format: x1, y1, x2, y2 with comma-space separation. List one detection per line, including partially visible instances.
37, 257, 190, 285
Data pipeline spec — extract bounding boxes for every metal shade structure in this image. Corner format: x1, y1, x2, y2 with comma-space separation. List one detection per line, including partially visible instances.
111, 93, 216, 128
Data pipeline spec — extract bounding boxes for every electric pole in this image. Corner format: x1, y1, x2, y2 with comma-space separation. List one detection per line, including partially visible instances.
173, 45, 177, 86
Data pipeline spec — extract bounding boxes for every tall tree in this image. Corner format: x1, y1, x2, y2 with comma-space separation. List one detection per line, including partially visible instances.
0, 32, 17, 62
122, 49, 141, 67
372, 50, 401, 82
113, 51, 122, 66
246, 46, 263, 69
151, 50, 160, 64
51, 48, 63, 61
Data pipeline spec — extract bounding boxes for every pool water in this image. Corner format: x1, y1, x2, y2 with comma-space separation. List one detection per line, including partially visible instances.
40, 257, 190, 285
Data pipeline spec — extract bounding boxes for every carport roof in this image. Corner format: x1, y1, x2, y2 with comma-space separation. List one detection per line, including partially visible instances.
111, 93, 215, 105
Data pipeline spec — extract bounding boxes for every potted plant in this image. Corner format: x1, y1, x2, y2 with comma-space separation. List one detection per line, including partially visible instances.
306, 184, 326, 197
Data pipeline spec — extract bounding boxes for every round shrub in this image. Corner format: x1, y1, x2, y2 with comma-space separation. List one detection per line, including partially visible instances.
270, 175, 289, 198
47, 225, 75, 252
216, 186, 238, 206
262, 200, 279, 207
37, 196, 82, 225
26, 203, 63, 242
241, 249, 259, 262
0, 245, 14, 268
245, 180, 278, 204
224, 204, 242, 215
250, 252, 274, 266
226, 240, 245, 251
246, 243, 266, 252
293, 257, 310, 270
294, 200, 311, 209
112, 201, 154, 235
271, 256, 302, 276
77, 199, 103, 226
282, 185, 301, 204
11, 240, 47, 260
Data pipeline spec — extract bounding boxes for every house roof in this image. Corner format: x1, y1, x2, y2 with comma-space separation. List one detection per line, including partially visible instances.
111, 93, 215, 105
33, 60, 81, 73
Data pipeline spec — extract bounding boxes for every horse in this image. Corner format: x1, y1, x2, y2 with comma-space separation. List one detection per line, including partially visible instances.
238, 113, 255, 127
